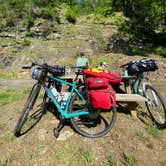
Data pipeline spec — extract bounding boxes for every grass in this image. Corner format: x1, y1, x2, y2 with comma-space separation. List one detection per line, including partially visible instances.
51, 146, 93, 166
105, 154, 116, 166
0, 88, 29, 106
76, 148, 93, 166
123, 152, 138, 166
147, 125, 163, 140
0, 70, 18, 79
136, 131, 153, 149
1, 132, 15, 143
0, 150, 14, 166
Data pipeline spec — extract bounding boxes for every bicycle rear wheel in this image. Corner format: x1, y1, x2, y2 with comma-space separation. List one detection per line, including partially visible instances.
144, 84, 166, 128
14, 83, 44, 137
69, 90, 117, 138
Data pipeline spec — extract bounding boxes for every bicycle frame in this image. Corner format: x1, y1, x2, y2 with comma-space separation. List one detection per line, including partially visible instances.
131, 73, 149, 94
41, 75, 89, 118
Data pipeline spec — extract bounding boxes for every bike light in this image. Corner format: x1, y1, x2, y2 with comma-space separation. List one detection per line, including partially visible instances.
32, 68, 40, 80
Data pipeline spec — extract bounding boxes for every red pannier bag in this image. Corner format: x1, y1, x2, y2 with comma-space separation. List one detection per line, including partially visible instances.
88, 85, 116, 110
82, 69, 122, 84
86, 77, 109, 90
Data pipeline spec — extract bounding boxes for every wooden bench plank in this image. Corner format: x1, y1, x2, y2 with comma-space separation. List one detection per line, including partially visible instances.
116, 94, 147, 102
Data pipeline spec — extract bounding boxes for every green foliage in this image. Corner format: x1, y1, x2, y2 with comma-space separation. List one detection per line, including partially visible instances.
22, 38, 31, 46
112, 0, 166, 41
25, 28, 35, 37
41, 7, 58, 20
66, 7, 77, 24
33, 0, 50, 7
24, 16, 34, 30
96, 6, 113, 16
155, 46, 166, 57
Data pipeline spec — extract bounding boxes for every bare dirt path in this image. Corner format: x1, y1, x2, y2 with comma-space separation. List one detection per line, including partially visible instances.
0, 78, 35, 88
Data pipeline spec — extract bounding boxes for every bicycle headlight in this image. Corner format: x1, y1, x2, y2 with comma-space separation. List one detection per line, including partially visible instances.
32, 68, 40, 80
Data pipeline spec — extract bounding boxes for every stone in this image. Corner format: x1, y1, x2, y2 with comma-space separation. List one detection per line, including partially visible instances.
57, 130, 74, 141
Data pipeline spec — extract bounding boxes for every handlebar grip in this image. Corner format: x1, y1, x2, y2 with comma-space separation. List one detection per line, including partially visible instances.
22, 66, 31, 69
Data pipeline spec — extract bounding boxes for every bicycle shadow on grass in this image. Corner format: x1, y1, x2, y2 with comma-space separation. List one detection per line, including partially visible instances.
18, 108, 44, 137
117, 102, 153, 126
45, 102, 111, 136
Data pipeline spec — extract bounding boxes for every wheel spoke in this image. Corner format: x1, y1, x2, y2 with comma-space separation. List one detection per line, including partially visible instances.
69, 90, 117, 138
144, 84, 166, 127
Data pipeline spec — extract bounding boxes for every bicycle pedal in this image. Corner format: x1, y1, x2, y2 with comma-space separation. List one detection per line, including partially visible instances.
53, 128, 59, 138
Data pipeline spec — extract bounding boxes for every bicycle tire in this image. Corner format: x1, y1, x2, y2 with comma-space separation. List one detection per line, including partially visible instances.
14, 83, 42, 137
69, 90, 117, 138
144, 84, 166, 128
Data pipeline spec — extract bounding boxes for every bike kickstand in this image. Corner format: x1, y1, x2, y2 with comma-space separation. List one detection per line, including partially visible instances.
53, 118, 65, 138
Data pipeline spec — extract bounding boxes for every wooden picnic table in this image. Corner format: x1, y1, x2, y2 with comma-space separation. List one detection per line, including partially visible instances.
60, 75, 147, 102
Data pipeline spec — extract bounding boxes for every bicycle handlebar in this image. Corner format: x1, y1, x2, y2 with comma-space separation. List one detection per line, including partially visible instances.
22, 62, 65, 76
120, 61, 137, 68
71, 66, 87, 69
120, 58, 149, 68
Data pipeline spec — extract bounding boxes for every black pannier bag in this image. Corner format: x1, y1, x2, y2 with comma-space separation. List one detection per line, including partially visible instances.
127, 59, 158, 76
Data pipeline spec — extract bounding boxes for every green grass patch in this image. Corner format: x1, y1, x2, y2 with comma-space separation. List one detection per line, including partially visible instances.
1, 132, 15, 143
136, 131, 153, 149
147, 125, 163, 140
24, 145, 46, 162
0, 88, 29, 106
105, 154, 116, 166
52, 146, 93, 166
123, 152, 138, 166
76, 148, 93, 166
0, 70, 18, 78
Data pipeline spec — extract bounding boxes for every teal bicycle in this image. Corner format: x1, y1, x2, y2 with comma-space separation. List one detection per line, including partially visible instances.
120, 59, 166, 129
14, 63, 117, 138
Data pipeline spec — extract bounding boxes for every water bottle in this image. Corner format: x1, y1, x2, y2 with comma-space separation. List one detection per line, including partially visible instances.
67, 68, 71, 75
123, 69, 128, 76
50, 86, 62, 102
61, 92, 70, 109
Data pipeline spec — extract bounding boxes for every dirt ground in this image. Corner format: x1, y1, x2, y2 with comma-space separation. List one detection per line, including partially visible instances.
0, 78, 166, 166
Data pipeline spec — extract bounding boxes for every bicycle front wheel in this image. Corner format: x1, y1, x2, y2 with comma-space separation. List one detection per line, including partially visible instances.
69, 90, 117, 138
14, 83, 43, 137
144, 84, 166, 128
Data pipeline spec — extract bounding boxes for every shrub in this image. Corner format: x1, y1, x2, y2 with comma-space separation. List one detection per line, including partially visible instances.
66, 8, 77, 24
24, 16, 34, 30
41, 7, 60, 23
22, 38, 31, 46
155, 46, 166, 57
25, 28, 35, 37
